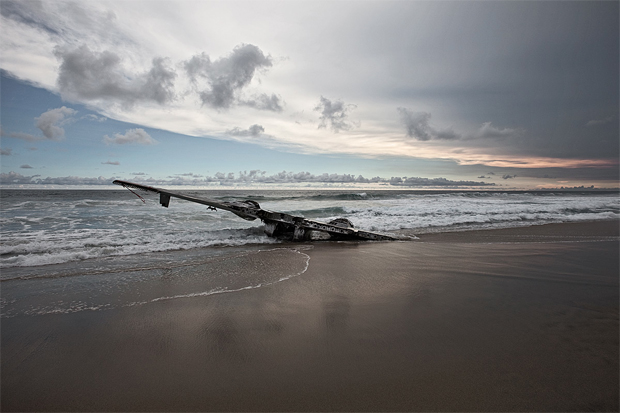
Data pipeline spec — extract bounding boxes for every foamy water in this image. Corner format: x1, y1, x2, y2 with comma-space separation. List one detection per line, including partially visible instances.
0, 247, 311, 318
1, 188, 618, 270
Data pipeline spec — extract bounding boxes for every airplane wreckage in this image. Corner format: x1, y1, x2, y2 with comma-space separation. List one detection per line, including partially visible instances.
114, 180, 396, 241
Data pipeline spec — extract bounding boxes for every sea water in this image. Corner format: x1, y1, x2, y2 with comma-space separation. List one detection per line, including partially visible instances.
1, 188, 618, 317
1, 188, 618, 272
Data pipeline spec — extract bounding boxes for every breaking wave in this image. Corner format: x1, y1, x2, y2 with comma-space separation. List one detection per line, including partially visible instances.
1, 189, 618, 269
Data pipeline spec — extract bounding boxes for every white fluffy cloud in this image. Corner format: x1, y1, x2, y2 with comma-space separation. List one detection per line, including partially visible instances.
103, 128, 157, 145
36, 106, 77, 140
1, 106, 77, 141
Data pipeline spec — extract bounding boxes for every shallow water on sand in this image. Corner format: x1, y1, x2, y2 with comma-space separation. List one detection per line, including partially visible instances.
1, 247, 310, 318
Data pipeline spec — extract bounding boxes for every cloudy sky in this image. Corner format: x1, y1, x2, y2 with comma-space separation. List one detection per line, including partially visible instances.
1, 0, 618, 188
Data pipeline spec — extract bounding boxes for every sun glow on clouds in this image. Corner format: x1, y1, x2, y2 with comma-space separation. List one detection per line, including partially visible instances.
0, 0, 618, 186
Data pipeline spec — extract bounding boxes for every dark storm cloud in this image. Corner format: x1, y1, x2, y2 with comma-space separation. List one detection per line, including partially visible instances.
502, 174, 517, 180
226, 124, 265, 137
386, 2, 618, 163
398, 108, 524, 142
315, 96, 357, 133
55, 46, 176, 106
184, 44, 275, 110
397, 108, 460, 141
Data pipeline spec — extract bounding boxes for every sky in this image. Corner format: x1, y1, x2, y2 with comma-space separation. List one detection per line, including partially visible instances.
0, 0, 618, 189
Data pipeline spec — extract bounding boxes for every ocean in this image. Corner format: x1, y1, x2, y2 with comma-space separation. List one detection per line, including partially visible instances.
1, 188, 618, 273
1, 188, 618, 319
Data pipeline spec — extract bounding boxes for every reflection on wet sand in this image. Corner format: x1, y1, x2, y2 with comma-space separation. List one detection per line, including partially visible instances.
2, 225, 619, 411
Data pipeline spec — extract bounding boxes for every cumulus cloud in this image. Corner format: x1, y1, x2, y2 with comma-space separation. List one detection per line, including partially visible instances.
175, 172, 204, 178
36, 106, 77, 140
240, 93, 284, 112
0, 170, 495, 187
184, 44, 275, 110
103, 128, 157, 145
20, 164, 33, 169
102, 160, 120, 165
0, 171, 111, 185
226, 124, 265, 137
1, 148, 12, 155
586, 116, 615, 127
388, 176, 494, 187
1, 107, 76, 141
397, 108, 460, 141
54, 45, 176, 107
315, 96, 357, 133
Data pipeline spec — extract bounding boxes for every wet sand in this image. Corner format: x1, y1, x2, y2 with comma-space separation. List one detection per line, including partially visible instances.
2, 221, 619, 411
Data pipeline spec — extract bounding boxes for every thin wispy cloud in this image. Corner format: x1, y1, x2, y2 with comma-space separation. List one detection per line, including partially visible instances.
470, 122, 524, 140
83, 114, 107, 122
586, 116, 616, 127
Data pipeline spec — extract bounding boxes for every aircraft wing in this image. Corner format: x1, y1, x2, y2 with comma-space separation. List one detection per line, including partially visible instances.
113, 180, 395, 241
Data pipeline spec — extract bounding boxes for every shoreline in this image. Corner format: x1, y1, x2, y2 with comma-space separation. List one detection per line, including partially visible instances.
2, 220, 618, 411
411, 219, 619, 242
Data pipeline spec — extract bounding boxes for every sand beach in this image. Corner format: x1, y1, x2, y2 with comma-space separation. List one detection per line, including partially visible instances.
2, 221, 618, 411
